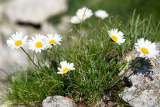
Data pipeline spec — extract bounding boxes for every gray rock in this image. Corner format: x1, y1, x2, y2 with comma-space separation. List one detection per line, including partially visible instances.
0, 6, 2, 22
42, 96, 76, 107
119, 42, 160, 107
41, 22, 58, 35
5, 0, 68, 24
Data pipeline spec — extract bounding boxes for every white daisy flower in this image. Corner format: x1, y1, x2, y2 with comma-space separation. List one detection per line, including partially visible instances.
95, 10, 109, 20
7, 32, 28, 49
135, 38, 158, 58
108, 29, 125, 45
76, 7, 93, 21
70, 16, 81, 24
57, 61, 75, 74
44, 34, 62, 48
28, 34, 46, 53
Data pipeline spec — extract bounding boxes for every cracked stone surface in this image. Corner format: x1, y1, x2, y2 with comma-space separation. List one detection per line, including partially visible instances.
119, 42, 160, 107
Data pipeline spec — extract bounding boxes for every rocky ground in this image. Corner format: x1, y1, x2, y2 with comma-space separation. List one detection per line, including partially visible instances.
119, 42, 160, 107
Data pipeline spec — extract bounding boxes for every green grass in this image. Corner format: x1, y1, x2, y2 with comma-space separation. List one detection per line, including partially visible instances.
5, 13, 160, 106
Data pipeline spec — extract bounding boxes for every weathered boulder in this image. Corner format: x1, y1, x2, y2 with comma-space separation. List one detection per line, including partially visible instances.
42, 96, 76, 107
5, 0, 68, 24
0, 38, 29, 81
119, 42, 160, 107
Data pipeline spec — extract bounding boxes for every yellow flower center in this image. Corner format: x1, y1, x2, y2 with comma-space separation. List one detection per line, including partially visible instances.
141, 47, 149, 54
62, 68, 69, 73
35, 42, 42, 48
15, 40, 22, 46
49, 40, 56, 44
112, 36, 118, 41
99, 16, 102, 18
83, 14, 86, 17
75, 20, 78, 23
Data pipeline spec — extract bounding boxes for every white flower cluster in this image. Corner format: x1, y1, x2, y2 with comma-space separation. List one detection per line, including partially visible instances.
70, 7, 159, 58
108, 29, 159, 58
7, 32, 62, 53
70, 7, 109, 24
7, 32, 75, 74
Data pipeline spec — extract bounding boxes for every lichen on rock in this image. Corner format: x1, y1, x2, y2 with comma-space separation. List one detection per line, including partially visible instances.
119, 42, 160, 107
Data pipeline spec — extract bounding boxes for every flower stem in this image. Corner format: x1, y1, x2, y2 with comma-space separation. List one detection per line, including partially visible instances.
99, 18, 101, 24
79, 21, 83, 33
20, 47, 40, 71
52, 45, 58, 67
67, 74, 76, 92
79, 6, 88, 33
42, 50, 57, 73
97, 40, 111, 69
